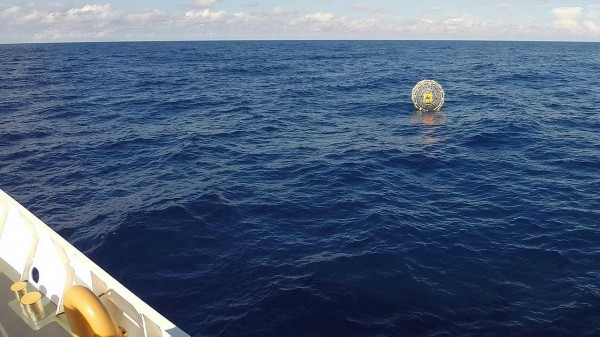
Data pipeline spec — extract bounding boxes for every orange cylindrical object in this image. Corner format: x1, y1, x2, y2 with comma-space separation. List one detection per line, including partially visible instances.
63, 285, 123, 337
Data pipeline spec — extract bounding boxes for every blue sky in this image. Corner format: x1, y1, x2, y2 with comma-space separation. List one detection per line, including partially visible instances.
1, 1, 600, 43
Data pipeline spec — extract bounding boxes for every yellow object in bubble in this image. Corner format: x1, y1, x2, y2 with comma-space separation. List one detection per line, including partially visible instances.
422, 91, 434, 104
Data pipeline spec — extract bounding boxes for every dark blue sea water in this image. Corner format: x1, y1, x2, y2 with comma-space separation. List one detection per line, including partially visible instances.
1, 41, 599, 337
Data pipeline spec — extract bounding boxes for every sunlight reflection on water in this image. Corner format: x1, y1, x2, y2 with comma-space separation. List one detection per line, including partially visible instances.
411, 110, 445, 144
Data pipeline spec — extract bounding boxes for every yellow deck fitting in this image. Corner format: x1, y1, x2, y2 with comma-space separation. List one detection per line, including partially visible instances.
20, 291, 45, 321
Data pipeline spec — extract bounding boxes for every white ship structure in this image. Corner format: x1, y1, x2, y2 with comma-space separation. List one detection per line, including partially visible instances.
0, 188, 190, 337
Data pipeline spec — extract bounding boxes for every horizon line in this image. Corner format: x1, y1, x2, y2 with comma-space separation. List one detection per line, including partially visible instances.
2, 38, 600, 46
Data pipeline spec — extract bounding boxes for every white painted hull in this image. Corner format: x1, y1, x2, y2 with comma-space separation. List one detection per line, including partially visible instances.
0, 188, 190, 337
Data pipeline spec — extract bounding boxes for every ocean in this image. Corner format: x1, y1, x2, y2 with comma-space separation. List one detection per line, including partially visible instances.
0, 40, 599, 337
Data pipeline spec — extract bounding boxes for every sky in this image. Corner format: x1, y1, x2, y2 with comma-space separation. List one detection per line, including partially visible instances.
1, 1, 600, 43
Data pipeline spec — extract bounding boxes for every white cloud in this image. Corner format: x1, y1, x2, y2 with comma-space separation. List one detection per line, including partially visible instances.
34, 29, 112, 41
33, 30, 64, 40
552, 7, 583, 32
185, 8, 226, 21
269, 6, 299, 17
17, 10, 43, 23
306, 12, 336, 23
2, 5, 22, 16
270, 7, 285, 16
66, 4, 112, 17
226, 6, 296, 27
349, 17, 381, 30
126, 10, 170, 24
445, 15, 473, 27
583, 20, 600, 34
2, 2, 600, 43
2, 3, 121, 25
298, 12, 351, 33
552, 7, 600, 35
0, 4, 158, 41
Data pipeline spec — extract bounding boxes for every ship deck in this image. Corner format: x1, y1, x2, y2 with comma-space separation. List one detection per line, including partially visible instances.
0, 260, 70, 337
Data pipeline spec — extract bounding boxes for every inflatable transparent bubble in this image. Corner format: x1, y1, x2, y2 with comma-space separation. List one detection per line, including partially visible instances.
412, 80, 445, 112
